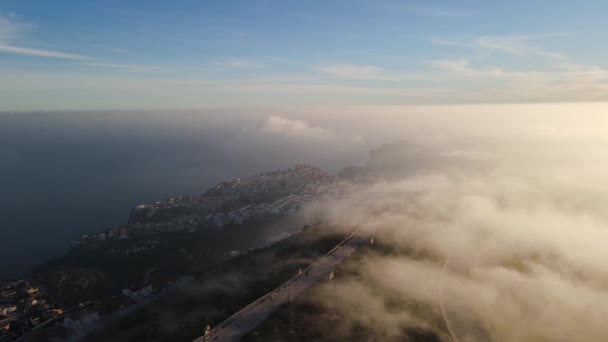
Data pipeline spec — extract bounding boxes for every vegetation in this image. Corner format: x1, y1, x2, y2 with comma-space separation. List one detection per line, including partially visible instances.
243, 240, 446, 342
32, 216, 304, 306
82, 226, 347, 341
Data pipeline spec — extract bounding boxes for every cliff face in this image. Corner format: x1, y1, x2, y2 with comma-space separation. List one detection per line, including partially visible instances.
76, 165, 336, 245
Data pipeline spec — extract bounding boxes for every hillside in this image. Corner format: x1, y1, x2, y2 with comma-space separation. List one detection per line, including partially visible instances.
242, 238, 449, 342
1, 165, 338, 341
76, 226, 348, 341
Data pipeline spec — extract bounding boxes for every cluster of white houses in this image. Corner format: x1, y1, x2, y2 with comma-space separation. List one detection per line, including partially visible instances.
73, 165, 336, 245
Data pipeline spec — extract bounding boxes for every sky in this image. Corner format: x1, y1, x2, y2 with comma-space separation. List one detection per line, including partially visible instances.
2, 0, 608, 110
2, 2, 608, 337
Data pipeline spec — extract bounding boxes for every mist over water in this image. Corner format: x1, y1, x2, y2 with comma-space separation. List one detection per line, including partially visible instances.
0, 110, 368, 278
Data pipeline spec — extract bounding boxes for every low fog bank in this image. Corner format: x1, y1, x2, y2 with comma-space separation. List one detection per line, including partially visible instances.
2, 102, 607, 342
305, 118, 608, 341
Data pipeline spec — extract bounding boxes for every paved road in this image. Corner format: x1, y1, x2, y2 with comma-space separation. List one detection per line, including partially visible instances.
193, 230, 368, 342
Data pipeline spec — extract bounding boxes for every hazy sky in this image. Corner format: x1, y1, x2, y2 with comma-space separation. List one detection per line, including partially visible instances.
2, 0, 608, 110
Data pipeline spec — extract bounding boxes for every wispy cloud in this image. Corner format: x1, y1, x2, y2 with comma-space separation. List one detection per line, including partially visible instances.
0, 44, 89, 59
3, 67, 608, 109
474, 34, 568, 60
316, 61, 505, 82
428, 30, 608, 99
427, 59, 472, 73
427, 59, 505, 78
0, 13, 89, 60
401, 4, 473, 17
80, 62, 159, 71
219, 57, 267, 69
433, 33, 571, 60
424, 58, 608, 102
316, 64, 386, 80
89, 44, 131, 55
431, 36, 473, 48
0, 12, 32, 40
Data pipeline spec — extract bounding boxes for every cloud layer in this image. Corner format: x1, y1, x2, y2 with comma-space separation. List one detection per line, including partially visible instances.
304, 127, 608, 341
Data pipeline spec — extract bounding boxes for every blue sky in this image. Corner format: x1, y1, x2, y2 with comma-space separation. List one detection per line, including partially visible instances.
1, 0, 608, 110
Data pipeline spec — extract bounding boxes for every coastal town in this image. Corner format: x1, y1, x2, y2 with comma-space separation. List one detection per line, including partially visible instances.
0, 280, 60, 341
74, 165, 336, 246
0, 276, 174, 341
1, 165, 340, 341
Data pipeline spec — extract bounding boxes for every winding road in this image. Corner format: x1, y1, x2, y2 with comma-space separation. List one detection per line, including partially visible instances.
193, 230, 368, 342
